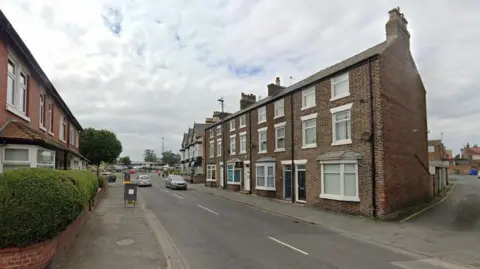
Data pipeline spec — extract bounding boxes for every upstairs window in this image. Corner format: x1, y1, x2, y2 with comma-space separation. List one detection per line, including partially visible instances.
331, 73, 350, 100
274, 99, 284, 118
301, 87, 315, 110
258, 106, 266, 123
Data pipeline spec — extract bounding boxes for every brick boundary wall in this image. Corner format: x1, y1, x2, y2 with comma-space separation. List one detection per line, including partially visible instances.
0, 189, 105, 269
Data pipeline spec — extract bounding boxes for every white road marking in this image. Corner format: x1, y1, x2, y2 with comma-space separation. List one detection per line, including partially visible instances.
173, 193, 184, 199
390, 258, 471, 269
196, 204, 220, 215
268, 237, 309, 256
162, 189, 169, 193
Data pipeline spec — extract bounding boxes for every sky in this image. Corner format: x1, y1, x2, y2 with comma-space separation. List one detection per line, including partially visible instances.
1, 0, 478, 161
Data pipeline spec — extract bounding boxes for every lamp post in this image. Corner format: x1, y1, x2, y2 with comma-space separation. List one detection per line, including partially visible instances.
217, 97, 227, 189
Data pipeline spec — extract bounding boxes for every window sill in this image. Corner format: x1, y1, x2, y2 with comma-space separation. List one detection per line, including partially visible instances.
320, 193, 360, 202
7, 105, 30, 122
301, 144, 317, 150
59, 139, 66, 144
206, 179, 216, 182
331, 139, 352, 146
274, 114, 284, 119
239, 151, 247, 154
255, 186, 276, 191
227, 181, 241, 185
48, 131, 54, 136
230, 129, 236, 132
239, 125, 246, 128
230, 153, 236, 156
258, 120, 266, 125
301, 105, 315, 111
330, 93, 350, 102
40, 126, 47, 132
274, 148, 285, 152
258, 150, 267, 154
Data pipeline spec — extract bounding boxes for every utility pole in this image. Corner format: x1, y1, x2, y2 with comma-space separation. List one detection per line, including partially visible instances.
161, 137, 164, 154
217, 97, 226, 189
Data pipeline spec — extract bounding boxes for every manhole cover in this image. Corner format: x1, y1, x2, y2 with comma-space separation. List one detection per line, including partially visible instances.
116, 239, 134, 246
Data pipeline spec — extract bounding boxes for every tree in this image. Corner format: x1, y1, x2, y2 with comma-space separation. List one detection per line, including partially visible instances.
80, 128, 122, 175
144, 149, 158, 162
118, 156, 132, 166
161, 150, 181, 166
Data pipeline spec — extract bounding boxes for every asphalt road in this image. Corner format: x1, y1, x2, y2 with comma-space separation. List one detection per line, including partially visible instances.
136, 173, 453, 269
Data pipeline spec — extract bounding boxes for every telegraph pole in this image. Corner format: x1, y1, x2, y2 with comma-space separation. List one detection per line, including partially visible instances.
217, 97, 226, 189
161, 137, 164, 154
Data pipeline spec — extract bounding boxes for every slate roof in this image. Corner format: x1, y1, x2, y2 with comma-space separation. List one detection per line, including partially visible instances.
187, 128, 194, 144
193, 123, 210, 137
181, 133, 188, 149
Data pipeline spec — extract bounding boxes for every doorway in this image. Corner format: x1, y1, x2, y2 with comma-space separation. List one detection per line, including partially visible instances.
295, 164, 306, 202
220, 163, 224, 187
283, 164, 292, 200
244, 162, 250, 191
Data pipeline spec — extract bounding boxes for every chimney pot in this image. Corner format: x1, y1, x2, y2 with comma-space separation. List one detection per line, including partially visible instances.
275, 77, 280, 85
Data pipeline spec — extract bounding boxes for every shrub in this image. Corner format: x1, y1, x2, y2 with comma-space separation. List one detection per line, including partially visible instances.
97, 176, 105, 189
0, 168, 98, 248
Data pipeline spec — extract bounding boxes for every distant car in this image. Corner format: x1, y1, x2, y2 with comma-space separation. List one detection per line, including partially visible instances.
101, 171, 116, 182
129, 169, 136, 174
136, 175, 152, 187
165, 175, 187, 190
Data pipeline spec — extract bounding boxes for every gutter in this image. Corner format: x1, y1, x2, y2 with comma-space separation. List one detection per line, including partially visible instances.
368, 58, 377, 218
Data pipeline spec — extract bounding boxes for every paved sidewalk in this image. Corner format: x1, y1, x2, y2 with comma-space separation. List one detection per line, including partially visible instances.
54, 183, 168, 269
189, 184, 480, 268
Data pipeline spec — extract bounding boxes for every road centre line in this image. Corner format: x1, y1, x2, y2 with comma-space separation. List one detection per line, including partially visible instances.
173, 193, 184, 199
196, 204, 220, 215
268, 237, 309, 256
162, 189, 170, 193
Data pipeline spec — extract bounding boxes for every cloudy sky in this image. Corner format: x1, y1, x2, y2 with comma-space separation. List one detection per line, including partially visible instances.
1, 0, 478, 160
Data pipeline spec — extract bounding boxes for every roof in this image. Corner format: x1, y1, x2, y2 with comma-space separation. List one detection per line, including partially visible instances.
428, 140, 442, 146
193, 123, 210, 137
206, 41, 387, 129
0, 120, 88, 160
181, 133, 188, 148
187, 128, 194, 143
466, 147, 480, 155
317, 151, 364, 161
0, 10, 83, 131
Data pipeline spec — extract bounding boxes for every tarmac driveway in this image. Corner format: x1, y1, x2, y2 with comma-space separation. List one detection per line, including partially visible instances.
407, 175, 480, 232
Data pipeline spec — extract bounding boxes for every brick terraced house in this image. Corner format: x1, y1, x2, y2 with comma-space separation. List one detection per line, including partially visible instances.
0, 10, 88, 172
204, 8, 431, 218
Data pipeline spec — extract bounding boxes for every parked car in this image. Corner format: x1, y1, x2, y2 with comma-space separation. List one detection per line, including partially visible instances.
129, 169, 136, 174
165, 175, 187, 190
136, 175, 152, 187
101, 171, 116, 183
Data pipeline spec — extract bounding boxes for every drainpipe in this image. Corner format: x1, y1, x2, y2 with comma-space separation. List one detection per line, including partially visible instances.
248, 111, 253, 194
290, 92, 295, 203
368, 58, 377, 218
222, 121, 227, 189
204, 134, 207, 187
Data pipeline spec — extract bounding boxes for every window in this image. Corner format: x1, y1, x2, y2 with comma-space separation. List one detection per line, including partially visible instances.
6, 57, 29, 119
331, 103, 353, 146
76, 130, 79, 147
240, 132, 247, 154
320, 161, 359, 201
239, 115, 246, 128
331, 73, 350, 100
40, 93, 46, 128
209, 129, 214, 137
258, 127, 267, 153
216, 126, 221, 136
59, 116, 67, 142
230, 135, 236, 155
217, 140, 222, 156
209, 141, 214, 157
37, 149, 55, 168
227, 164, 241, 184
4, 148, 29, 162
7, 59, 15, 106
256, 163, 275, 190
207, 165, 216, 181
48, 103, 54, 133
301, 113, 317, 149
274, 99, 284, 118
258, 106, 266, 123
230, 119, 236, 131
274, 122, 286, 151
69, 125, 75, 145
428, 146, 435, 153
301, 87, 315, 109
19, 73, 27, 113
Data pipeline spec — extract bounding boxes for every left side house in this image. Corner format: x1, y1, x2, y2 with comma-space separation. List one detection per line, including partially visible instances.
0, 10, 88, 172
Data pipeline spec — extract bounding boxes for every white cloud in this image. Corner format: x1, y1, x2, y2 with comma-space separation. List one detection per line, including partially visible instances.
1, 0, 478, 160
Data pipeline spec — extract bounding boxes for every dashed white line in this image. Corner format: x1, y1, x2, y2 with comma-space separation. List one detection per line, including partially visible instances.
268, 237, 309, 256
162, 189, 169, 193
173, 193, 184, 199
196, 204, 220, 215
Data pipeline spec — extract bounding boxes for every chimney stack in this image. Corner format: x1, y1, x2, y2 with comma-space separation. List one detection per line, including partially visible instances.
386, 7, 410, 44
240, 92, 256, 109
268, 77, 285, 96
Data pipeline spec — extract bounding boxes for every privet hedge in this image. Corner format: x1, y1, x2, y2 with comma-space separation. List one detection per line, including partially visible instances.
0, 168, 99, 248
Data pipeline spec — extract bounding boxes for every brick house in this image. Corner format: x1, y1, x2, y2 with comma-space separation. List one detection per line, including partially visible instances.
0, 10, 88, 172
203, 8, 431, 218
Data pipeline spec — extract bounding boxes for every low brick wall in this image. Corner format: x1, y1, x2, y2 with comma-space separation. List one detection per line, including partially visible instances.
205, 181, 217, 188
0, 189, 104, 269
192, 174, 205, 184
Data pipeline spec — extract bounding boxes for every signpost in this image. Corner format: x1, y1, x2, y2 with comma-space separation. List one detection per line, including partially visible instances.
124, 183, 137, 208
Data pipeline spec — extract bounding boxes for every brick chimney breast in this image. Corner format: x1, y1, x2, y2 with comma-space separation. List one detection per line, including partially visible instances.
267, 77, 285, 96
386, 7, 410, 43
240, 93, 257, 109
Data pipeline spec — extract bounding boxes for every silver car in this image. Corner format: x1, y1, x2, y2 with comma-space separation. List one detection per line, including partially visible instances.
165, 175, 187, 190
136, 175, 152, 187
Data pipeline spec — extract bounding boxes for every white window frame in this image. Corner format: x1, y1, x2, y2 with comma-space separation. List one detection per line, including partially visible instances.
428, 146, 435, 153
230, 134, 236, 155
258, 106, 266, 124
230, 119, 236, 132
239, 114, 246, 128
209, 129, 214, 138
69, 125, 75, 145
301, 113, 317, 149
217, 139, 222, 157
331, 72, 350, 101
209, 141, 214, 157
6, 55, 30, 122
216, 125, 221, 136
47, 103, 54, 135
36, 147, 56, 169
255, 163, 276, 190
274, 122, 286, 152
257, 126, 267, 154
226, 164, 241, 185
301, 86, 315, 110
76, 130, 79, 147
206, 165, 216, 181
239, 131, 247, 154
319, 160, 359, 202
59, 116, 67, 142
274, 99, 284, 119
330, 103, 353, 146
39, 93, 46, 130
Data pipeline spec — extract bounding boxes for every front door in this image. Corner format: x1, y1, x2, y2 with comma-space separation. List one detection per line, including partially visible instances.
296, 164, 306, 202
283, 165, 292, 200
244, 163, 250, 191
220, 164, 224, 187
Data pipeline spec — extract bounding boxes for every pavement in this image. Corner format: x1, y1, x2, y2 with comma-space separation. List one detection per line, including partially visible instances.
136, 173, 477, 269
53, 181, 168, 269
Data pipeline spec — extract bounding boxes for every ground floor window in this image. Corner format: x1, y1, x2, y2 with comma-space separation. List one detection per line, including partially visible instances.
207, 165, 216, 181
194, 166, 202, 175
255, 163, 275, 190
320, 161, 359, 202
227, 164, 241, 184
1, 146, 56, 172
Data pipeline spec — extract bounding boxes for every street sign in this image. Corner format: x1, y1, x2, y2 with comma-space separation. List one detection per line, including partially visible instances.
124, 183, 137, 207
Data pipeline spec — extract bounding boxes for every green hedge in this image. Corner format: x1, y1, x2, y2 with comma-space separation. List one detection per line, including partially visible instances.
0, 168, 99, 248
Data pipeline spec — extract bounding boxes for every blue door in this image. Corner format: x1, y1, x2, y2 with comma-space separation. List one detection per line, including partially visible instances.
284, 165, 292, 200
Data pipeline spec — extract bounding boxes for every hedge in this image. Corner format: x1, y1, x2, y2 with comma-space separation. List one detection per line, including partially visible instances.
0, 168, 99, 248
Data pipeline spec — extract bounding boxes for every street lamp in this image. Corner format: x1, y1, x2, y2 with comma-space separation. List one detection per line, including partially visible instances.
218, 97, 227, 189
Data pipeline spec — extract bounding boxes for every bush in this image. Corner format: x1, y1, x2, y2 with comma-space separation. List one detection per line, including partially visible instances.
0, 168, 99, 248
97, 176, 105, 189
